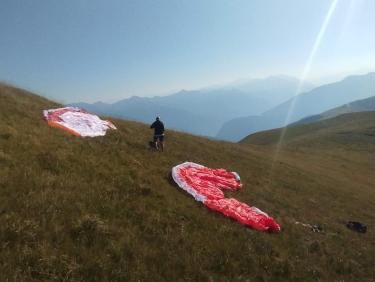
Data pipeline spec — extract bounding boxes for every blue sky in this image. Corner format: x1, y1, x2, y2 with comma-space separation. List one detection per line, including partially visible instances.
1, 0, 375, 102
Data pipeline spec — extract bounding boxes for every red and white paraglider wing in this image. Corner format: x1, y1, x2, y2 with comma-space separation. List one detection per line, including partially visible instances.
171, 162, 280, 233
43, 107, 116, 137
172, 162, 241, 202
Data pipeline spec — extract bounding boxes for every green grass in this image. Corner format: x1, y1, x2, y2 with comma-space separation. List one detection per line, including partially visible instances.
241, 111, 375, 148
1, 83, 375, 281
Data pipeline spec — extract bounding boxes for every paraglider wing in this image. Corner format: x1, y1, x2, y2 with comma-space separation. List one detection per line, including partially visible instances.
172, 162, 280, 232
43, 107, 116, 137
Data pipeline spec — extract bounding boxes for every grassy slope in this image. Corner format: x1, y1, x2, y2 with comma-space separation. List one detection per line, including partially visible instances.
294, 95, 375, 126
1, 84, 375, 281
241, 112, 375, 207
245, 111, 375, 147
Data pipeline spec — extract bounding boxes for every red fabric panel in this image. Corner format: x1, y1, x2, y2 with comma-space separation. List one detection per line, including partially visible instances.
204, 198, 280, 233
177, 165, 241, 200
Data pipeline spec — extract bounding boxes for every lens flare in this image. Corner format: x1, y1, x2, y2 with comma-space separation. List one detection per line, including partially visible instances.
271, 0, 340, 165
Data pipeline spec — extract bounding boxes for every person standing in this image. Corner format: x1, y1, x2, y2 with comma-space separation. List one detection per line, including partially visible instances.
150, 116, 165, 152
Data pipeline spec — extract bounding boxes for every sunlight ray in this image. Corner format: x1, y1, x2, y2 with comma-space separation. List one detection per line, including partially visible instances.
271, 0, 340, 165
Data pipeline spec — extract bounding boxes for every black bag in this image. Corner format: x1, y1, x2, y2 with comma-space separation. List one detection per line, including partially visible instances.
346, 221, 367, 233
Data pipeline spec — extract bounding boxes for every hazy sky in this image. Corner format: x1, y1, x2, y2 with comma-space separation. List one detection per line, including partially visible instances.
1, 0, 375, 102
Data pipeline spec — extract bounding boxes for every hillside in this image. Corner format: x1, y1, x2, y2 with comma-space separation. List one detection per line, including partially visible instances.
72, 76, 306, 138
293, 95, 375, 125
240, 112, 375, 203
217, 72, 375, 141
1, 83, 375, 281
241, 110, 375, 148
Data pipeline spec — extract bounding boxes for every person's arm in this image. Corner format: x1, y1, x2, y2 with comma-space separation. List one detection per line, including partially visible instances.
150, 122, 155, 129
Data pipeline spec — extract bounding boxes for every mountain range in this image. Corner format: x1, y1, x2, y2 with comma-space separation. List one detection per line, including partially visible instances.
217, 72, 375, 141
293, 95, 375, 126
72, 76, 312, 137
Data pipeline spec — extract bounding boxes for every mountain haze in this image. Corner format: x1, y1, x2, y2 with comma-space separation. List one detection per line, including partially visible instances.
228, 75, 315, 105
293, 95, 375, 126
75, 97, 219, 136
72, 76, 306, 137
217, 72, 375, 141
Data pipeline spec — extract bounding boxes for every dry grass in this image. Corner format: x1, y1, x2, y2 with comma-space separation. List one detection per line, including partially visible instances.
0, 83, 374, 281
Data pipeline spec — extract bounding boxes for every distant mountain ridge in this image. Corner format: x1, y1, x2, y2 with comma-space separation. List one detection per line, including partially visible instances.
241, 111, 375, 148
75, 97, 219, 136
224, 75, 314, 105
217, 72, 375, 141
72, 76, 308, 137
293, 95, 375, 125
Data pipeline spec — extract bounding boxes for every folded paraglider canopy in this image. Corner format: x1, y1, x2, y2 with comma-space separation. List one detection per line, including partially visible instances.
172, 162, 280, 233
43, 107, 116, 137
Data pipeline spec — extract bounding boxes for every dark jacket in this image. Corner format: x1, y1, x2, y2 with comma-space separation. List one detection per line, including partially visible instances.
150, 120, 165, 135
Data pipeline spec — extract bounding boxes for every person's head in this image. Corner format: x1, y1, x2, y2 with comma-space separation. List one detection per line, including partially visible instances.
156, 116, 160, 121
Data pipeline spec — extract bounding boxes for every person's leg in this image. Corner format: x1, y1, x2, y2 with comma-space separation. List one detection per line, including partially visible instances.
153, 135, 159, 150
159, 135, 164, 152
160, 141, 164, 152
